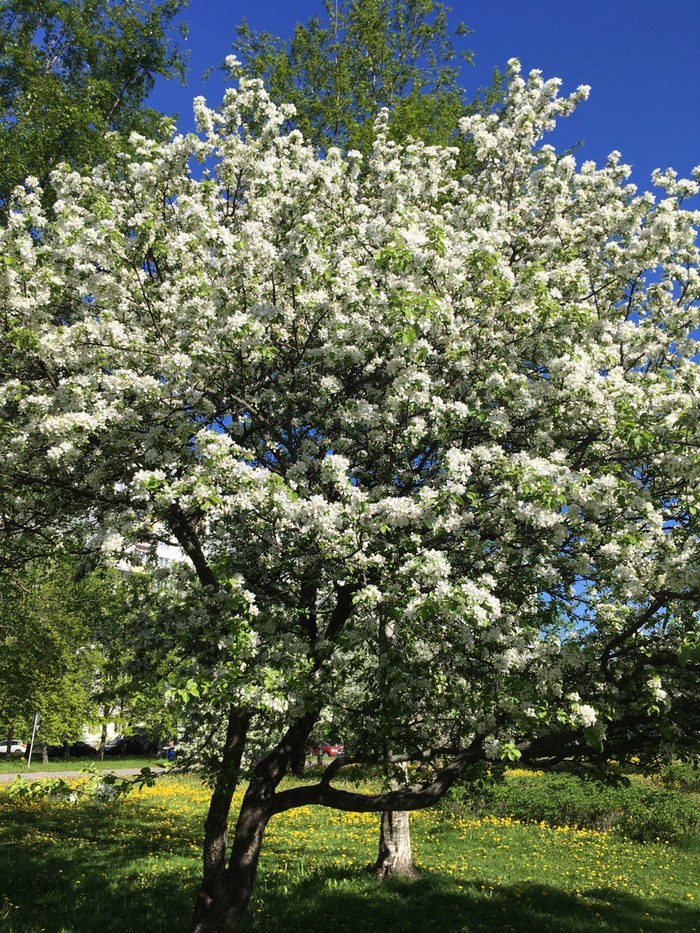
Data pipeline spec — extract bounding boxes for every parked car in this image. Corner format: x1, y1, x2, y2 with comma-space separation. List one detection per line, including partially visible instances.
104, 733, 157, 756
41, 744, 86, 760
0, 739, 27, 757
16, 740, 96, 761
69, 741, 98, 758
312, 740, 343, 758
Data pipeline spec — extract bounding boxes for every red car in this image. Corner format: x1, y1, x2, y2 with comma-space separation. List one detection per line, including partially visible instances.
312, 741, 343, 758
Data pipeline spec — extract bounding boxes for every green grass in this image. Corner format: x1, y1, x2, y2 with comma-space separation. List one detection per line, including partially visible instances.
0, 775, 698, 932
0, 757, 162, 774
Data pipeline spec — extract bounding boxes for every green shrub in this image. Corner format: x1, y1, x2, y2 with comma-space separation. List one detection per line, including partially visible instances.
446, 770, 700, 843
659, 761, 700, 793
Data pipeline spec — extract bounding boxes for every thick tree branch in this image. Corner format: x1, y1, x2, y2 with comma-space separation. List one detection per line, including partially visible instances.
271, 729, 581, 816
601, 589, 700, 672
272, 739, 482, 815
166, 504, 218, 590
200, 707, 252, 901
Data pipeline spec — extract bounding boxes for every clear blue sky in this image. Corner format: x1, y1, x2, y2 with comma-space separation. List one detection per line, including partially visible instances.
148, 0, 700, 190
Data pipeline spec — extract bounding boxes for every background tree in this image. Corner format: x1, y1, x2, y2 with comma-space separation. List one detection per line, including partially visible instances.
0, 554, 174, 762
81, 565, 159, 759
1, 62, 699, 932
0, 556, 102, 762
0, 0, 187, 217
231, 0, 502, 161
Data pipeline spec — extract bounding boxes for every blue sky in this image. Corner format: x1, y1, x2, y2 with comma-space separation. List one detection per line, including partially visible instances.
148, 0, 700, 191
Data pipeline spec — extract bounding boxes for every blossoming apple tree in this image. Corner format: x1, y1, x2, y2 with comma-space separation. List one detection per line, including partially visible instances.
1, 59, 699, 931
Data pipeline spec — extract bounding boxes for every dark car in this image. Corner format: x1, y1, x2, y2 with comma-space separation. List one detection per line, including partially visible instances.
69, 741, 98, 758
35, 741, 98, 760
104, 733, 157, 756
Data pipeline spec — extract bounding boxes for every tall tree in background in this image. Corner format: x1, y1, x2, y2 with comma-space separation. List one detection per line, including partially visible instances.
0, 555, 173, 761
0, 557, 101, 762
0, 0, 187, 215
232, 0, 502, 161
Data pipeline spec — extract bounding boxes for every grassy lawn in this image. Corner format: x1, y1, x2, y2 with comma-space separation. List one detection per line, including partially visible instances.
0, 775, 698, 932
0, 758, 162, 774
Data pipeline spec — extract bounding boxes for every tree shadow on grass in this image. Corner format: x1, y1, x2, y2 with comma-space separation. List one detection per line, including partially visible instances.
0, 802, 198, 932
243, 867, 700, 933
1, 806, 698, 933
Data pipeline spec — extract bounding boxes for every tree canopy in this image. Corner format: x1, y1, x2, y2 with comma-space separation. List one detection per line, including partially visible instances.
0, 0, 187, 214
1, 60, 699, 930
231, 0, 502, 158
231, 0, 507, 878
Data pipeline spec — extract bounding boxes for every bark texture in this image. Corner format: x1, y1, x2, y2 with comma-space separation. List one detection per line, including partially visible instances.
191, 790, 271, 933
374, 616, 418, 881
191, 708, 251, 933
374, 808, 419, 879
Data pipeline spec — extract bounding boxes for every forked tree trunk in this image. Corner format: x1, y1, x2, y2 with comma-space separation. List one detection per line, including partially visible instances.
374, 808, 419, 880
191, 709, 321, 933
187, 582, 355, 932
190, 709, 253, 933
192, 784, 272, 933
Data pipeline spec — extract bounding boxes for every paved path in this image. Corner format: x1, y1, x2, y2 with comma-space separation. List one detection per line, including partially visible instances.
0, 767, 164, 783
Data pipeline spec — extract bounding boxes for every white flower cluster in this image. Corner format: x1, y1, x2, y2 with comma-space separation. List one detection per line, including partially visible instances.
0, 60, 697, 760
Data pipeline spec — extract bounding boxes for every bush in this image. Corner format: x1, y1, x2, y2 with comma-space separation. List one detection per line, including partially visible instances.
446, 770, 700, 843
659, 761, 700, 793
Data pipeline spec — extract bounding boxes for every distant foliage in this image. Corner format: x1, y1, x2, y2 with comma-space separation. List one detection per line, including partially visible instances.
232, 0, 503, 159
660, 761, 700, 794
0, 0, 187, 214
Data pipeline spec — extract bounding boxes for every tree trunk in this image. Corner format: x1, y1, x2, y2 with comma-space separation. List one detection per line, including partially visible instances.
192, 784, 272, 933
374, 615, 418, 881
374, 808, 419, 879
190, 709, 252, 933
62, 741, 69, 760
190, 709, 320, 932
290, 742, 305, 776
187, 582, 352, 932
4, 729, 11, 761
98, 723, 107, 761
41, 744, 48, 764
